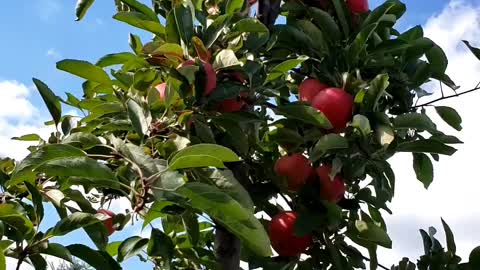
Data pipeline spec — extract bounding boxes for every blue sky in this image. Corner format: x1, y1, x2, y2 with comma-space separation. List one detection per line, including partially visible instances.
1, 0, 480, 269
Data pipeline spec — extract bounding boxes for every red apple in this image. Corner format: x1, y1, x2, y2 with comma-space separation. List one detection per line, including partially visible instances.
274, 154, 314, 192
299, 79, 329, 103
155, 83, 166, 101
269, 212, 313, 257
181, 60, 217, 96
97, 209, 115, 236
347, 0, 369, 13
217, 92, 248, 113
316, 165, 346, 203
311, 87, 353, 131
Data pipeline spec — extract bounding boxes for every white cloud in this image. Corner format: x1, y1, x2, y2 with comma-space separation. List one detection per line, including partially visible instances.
46, 48, 62, 59
0, 80, 54, 160
377, 0, 480, 266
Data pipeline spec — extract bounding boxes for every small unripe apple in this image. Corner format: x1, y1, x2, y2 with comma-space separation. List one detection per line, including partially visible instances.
274, 154, 314, 192
299, 79, 329, 103
268, 211, 313, 257
311, 87, 353, 131
155, 83, 166, 101
316, 165, 346, 203
347, 0, 369, 13
97, 209, 115, 236
181, 60, 217, 96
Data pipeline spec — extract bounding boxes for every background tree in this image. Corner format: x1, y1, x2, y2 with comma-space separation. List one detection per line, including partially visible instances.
0, 0, 480, 269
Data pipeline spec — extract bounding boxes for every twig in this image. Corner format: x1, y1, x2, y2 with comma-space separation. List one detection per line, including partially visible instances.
413, 84, 480, 108
360, 254, 389, 270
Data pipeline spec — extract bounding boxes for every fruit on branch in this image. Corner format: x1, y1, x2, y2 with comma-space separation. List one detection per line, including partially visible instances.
97, 209, 116, 235
155, 83, 166, 101
274, 154, 314, 192
347, 0, 369, 13
181, 60, 217, 96
316, 165, 346, 203
268, 211, 313, 257
217, 92, 248, 113
299, 79, 329, 103
311, 87, 354, 131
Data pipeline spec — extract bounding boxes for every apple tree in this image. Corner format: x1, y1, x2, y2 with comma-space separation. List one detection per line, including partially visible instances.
1, 0, 480, 269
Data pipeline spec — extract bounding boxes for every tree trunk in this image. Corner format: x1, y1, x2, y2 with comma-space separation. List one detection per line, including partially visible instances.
215, 224, 241, 270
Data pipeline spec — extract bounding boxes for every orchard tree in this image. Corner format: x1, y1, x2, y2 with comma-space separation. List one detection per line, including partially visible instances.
1, 0, 480, 269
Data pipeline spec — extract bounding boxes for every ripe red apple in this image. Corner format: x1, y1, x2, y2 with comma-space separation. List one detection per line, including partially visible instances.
181, 60, 217, 96
97, 209, 115, 236
311, 87, 353, 131
268, 212, 313, 257
155, 83, 166, 101
347, 0, 369, 13
316, 165, 346, 203
299, 79, 329, 103
217, 92, 248, 113
274, 154, 314, 192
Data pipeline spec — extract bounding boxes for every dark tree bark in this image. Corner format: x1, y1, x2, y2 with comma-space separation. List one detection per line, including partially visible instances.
214, 224, 242, 270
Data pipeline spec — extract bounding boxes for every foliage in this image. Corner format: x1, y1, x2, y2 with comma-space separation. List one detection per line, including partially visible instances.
1, 0, 480, 269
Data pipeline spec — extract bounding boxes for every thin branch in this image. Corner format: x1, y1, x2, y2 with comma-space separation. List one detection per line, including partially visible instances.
360, 254, 389, 270
413, 84, 480, 108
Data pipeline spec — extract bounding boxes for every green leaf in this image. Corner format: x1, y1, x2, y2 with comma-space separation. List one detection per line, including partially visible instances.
67, 244, 121, 270
105, 241, 122, 257
8, 144, 86, 186
57, 59, 112, 85
142, 201, 175, 228
426, 44, 448, 74
129, 33, 143, 54
232, 18, 269, 34
213, 49, 241, 69
363, 0, 405, 27
310, 134, 348, 162
114, 11, 165, 36
435, 106, 462, 131
147, 228, 174, 258
463, 40, 480, 61
32, 78, 62, 126
226, 0, 243, 14
169, 144, 240, 170
355, 220, 392, 248
393, 113, 437, 132
117, 236, 149, 262
0, 204, 35, 239
41, 243, 73, 263
75, 0, 95, 21
62, 132, 102, 149
265, 56, 309, 83
204, 14, 232, 48
198, 169, 254, 212
351, 114, 372, 135
364, 74, 389, 111
397, 140, 457, 155
127, 99, 151, 139
441, 218, 456, 255
119, 0, 159, 22
61, 116, 75, 135
413, 153, 434, 189
308, 7, 340, 42
29, 254, 47, 270
96, 52, 138, 67
177, 183, 272, 256
0, 249, 4, 270
331, 0, 349, 38
173, 1, 194, 48
182, 211, 200, 246
25, 182, 44, 223
11, 134, 42, 141
36, 156, 116, 180
469, 246, 480, 269
275, 104, 332, 129
348, 23, 378, 65
47, 212, 102, 237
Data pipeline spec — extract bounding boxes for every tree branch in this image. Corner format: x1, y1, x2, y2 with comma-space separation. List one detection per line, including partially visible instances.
214, 224, 241, 270
413, 84, 480, 108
